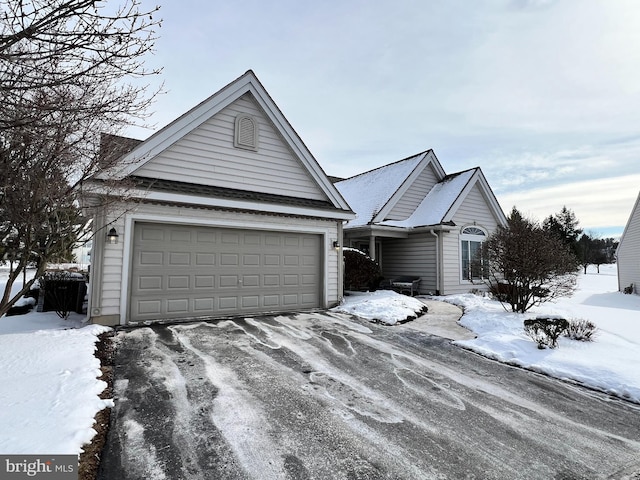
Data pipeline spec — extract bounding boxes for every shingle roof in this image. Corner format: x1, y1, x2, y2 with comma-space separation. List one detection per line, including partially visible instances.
130, 176, 337, 211
334, 152, 426, 227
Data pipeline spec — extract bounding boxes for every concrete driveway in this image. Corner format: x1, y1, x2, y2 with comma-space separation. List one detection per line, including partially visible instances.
98, 310, 640, 480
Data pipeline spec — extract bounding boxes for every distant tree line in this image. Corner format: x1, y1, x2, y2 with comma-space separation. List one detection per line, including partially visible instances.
541, 206, 618, 274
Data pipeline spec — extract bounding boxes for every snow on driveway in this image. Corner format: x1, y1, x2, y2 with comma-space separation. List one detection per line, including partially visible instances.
100, 312, 640, 479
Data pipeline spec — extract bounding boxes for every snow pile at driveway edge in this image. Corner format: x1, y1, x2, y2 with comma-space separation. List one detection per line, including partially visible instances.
332, 290, 427, 325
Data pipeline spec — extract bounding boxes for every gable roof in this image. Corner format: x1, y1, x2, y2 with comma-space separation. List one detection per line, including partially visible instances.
96, 70, 352, 213
380, 169, 477, 228
334, 150, 445, 227
336, 152, 507, 230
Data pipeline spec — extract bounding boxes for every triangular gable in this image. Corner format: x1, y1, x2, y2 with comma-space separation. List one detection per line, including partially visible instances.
380, 169, 476, 227
98, 70, 351, 212
380, 168, 507, 228
373, 150, 446, 223
335, 150, 445, 227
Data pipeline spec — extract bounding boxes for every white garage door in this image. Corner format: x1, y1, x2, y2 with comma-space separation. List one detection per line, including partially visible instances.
129, 222, 322, 322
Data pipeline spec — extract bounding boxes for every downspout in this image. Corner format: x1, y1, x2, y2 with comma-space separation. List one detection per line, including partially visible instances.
429, 229, 441, 296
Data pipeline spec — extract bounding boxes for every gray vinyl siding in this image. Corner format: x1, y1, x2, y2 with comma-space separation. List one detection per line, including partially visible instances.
93, 202, 341, 323
381, 233, 438, 294
134, 93, 327, 201
442, 185, 502, 295
386, 164, 440, 221
618, 195, 640, 294
100, 215, 126, 311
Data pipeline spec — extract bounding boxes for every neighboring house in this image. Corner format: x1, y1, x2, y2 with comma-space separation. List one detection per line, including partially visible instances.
334, 150, 507, 295
82, 70, 354, 326
617, 190, 640, 294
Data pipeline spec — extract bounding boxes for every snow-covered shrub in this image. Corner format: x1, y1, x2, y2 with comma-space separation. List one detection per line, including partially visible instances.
524, 317, 569, 349
565, 319, 597, 342
343, 248, 383, 292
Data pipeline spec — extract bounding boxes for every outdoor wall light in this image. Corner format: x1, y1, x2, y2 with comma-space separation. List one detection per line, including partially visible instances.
107, 227, 119, 245
333, 240, 340, 249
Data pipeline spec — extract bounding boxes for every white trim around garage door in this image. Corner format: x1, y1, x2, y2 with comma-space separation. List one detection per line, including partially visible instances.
119, 212, 337, 325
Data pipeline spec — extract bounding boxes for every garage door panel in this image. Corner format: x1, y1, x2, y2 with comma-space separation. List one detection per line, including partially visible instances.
168, 276, 189, 289
221, 233, 240, 244
242, 275, 260, 287
138, 299, 162, 315
220, 254, 239, 266
302, 274, 316, 285
302, 293, 318, 304
219, 297, 238, 310
170, 230, 191, 242
140, 251, 163, 266
138, 276, 162, 290
130, 223, 322, 322
264, 255, 280, 266
140, 226, 165, 242
195, 275, 214, 288
283, 294, 299, 305
242, 296, 259, 308
195, 253, 215, 266
167, 298, 189, 313
219, 275, 239, 288
194, 298, 214, 311
242, 254, 260, 266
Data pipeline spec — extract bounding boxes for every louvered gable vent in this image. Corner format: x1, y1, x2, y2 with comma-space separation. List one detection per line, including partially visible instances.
234, 114, 258, 151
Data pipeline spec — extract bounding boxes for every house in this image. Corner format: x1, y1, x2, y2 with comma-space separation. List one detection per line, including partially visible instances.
617, 190, 640, 294
82, 70, 354, 326
334, 150, 507, 295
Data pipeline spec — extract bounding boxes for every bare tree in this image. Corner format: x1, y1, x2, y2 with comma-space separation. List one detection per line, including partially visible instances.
0, 0, 161, 317
480, 207, 580, 313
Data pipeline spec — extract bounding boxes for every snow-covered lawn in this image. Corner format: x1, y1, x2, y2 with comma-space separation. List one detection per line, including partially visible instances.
336, 264, 640, 403
0, 270, 111, 455
1, 263, 638, 455
447, 263, 640, 403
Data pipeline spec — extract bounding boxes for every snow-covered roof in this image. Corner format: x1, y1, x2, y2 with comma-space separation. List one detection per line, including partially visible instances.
381, 169, 477, 228
334, 152, 426, 227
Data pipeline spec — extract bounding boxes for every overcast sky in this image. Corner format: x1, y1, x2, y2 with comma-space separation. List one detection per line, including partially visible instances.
129, 0, 640, 238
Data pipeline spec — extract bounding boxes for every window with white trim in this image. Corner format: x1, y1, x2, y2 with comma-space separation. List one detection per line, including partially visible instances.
460, 225, 487, 281
234, 114, 258, 151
